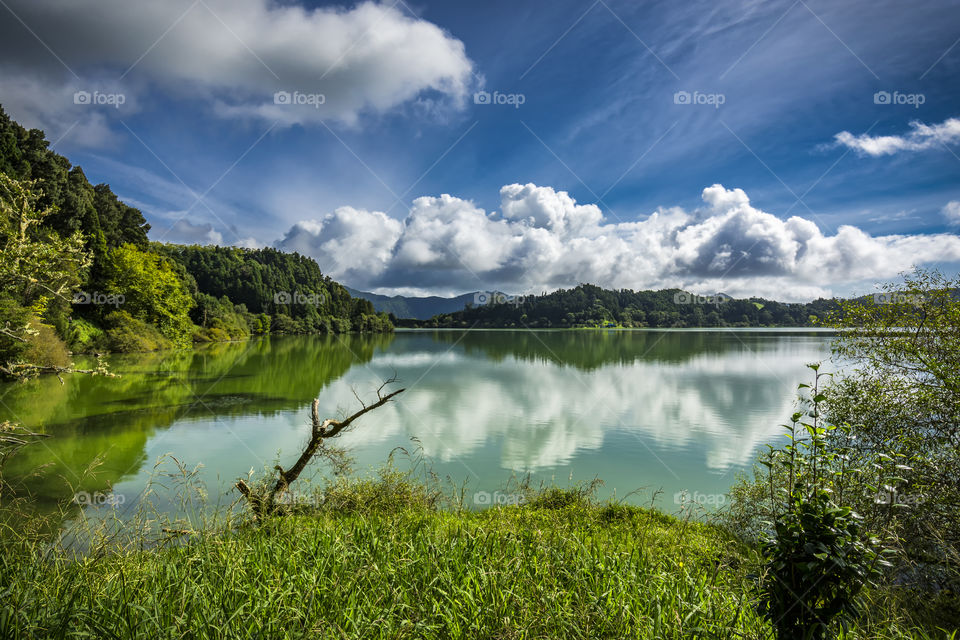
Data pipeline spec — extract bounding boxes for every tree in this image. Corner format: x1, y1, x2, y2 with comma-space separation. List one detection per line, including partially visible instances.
102, 244, 195, 348
0, 173, 90, 375
825, 269, 960, 581
0, 172, 89, 314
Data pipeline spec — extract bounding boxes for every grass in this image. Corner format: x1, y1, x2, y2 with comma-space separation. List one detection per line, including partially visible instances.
0, 471, 955, 639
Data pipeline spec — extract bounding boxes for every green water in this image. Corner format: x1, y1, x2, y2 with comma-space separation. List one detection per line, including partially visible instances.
0, 329, 835, 517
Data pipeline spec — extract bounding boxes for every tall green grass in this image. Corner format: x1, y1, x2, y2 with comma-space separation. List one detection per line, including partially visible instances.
0, 469, 954, 639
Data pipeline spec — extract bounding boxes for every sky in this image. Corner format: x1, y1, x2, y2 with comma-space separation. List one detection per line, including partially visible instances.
1, 0, 959, 299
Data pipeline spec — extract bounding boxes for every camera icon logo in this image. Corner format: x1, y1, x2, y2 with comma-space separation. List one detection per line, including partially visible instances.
273, 291, 292, 304
673, 90, 691, 105
873, 91, 891, 105
73, 90, 91, 105
473, 91, 491, 105
474, 291, 492, 305
673, 291, 691, 304
72, 291, 92, 304
473, 491, 491, 505
274, 91, 292, 105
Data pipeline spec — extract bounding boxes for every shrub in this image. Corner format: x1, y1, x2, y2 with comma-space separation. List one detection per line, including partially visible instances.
20, 319, 70, 368
756, 366, 893, 640
64, 317, 104, 353
102, 311, 171, 352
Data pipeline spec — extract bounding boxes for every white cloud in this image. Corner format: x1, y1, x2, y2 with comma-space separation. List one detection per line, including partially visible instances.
833, 117, 960, 156
943, 201, 960, 225
276, 183, 960, 299
0, 0, 474, 143
278, 207, 403, 285
169, 219, 223, 245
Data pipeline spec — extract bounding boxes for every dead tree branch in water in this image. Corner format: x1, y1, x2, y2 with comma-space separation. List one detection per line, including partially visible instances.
236, 378, 404, 518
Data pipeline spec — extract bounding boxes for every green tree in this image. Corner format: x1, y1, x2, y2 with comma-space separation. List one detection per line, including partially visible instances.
826, 269, 960, 582
0, 173, 89, 373
103, 244, 195, 348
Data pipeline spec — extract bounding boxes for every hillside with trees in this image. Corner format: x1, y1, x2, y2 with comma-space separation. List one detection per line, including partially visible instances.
403, 284, 841, 328
0, 106, 390, 377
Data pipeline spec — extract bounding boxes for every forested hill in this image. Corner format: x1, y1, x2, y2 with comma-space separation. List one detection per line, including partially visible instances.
404, 284, 842, 328
0, 107, 151, 263
0, 105, 390, 371
156, 244, 388, 334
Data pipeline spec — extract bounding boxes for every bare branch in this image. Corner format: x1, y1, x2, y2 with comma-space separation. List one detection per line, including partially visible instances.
236, 383, 404, 518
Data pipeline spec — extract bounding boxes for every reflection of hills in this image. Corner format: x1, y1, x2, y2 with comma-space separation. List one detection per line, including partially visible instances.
419, 328, 833, 371
0, 334, 392, 502
333, 330, 832, 472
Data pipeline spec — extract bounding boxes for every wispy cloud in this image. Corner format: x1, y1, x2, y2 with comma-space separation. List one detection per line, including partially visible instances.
833, 117, 960, 156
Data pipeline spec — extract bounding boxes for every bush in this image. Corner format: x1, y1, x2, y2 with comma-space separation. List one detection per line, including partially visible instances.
754, 367, 893, 640
64, 317, 104, 353
20, 319, 70, 368
102, 311, 171, 352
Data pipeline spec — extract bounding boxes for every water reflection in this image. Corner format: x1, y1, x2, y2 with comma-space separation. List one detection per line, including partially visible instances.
0, 329, 835, 514
333, 330, 832, 472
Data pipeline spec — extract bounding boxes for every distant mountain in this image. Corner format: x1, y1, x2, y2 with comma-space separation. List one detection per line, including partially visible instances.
344, 287, 478, 320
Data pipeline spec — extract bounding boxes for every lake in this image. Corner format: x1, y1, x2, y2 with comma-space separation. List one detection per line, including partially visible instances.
0, 328, 836, 518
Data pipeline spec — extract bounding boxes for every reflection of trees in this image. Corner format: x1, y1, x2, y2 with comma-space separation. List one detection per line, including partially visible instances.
0, 333, 393, 503
423, 329, 832, 371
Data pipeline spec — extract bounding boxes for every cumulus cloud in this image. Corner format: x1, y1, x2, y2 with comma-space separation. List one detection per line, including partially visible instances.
833, 117, 960, 156
278, 207, 403, 286
943, 201, 960, 225
0, 0, 473, 143
276, 183, 960, 299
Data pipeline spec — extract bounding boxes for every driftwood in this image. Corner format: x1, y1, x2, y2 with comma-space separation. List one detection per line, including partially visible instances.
236, 379, 404, 518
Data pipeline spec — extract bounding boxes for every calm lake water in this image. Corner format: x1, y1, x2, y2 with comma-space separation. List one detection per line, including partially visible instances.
0, 329, 836, 518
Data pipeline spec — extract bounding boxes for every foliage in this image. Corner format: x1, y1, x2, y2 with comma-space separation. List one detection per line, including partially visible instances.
825, 269, 960, 583
0, 105, 149, 264
0, 466, 949, 639
63, 317, 105, 352
410, 283, 841, 328
755, 366, 898, 639
102, 310, 172, 353
155, 243, 390, 334
19, 319, 70, 369
0, 173, 90, 311
102, 245, 195, 348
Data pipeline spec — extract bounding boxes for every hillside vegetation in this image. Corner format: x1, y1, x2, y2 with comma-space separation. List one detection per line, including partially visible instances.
0, 106, 390, 377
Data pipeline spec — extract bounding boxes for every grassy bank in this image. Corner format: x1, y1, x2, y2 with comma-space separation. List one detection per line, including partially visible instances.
0, 474, 949, 640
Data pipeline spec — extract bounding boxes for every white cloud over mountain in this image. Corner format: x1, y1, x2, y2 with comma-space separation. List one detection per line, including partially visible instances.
0, 0, 473, 143
833, 117, 960, 156
277, 183, 960, 299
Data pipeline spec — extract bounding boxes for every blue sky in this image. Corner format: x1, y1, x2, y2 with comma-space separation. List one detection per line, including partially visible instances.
2, 0, 959, 298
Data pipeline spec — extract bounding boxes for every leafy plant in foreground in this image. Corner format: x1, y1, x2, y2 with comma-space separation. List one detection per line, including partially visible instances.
759, 365, 895, 639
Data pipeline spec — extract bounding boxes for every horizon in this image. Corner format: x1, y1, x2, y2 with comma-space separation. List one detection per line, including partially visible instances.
2, 0, 959, 300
